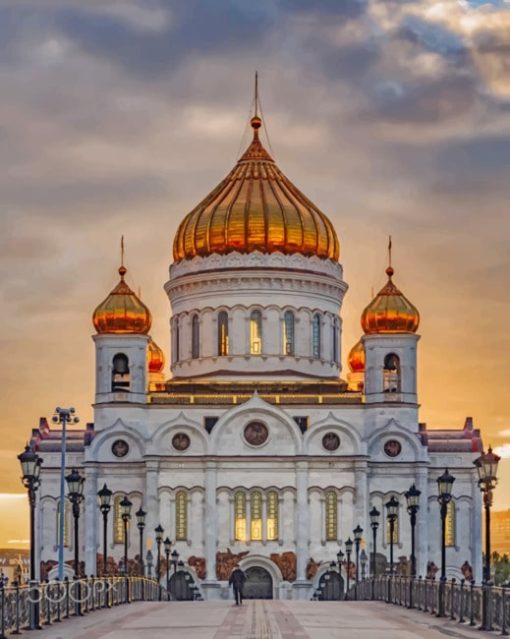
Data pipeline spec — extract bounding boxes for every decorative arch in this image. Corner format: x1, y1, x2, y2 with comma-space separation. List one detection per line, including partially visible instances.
239, 554, 283, 586
86, 419, 145, 462
303, 415, 363, 455
150, 414, 208, 456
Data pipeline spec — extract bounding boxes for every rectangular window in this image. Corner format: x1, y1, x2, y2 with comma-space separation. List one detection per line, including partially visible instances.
325, 491, 337, 541
267, 491, 279, 541
445, 500, 456, 547
234, 492, 247, 542
113, 495, 125, 544
56, 500, 70, 547
251, 492, 262, 541
175, 490, 187, 541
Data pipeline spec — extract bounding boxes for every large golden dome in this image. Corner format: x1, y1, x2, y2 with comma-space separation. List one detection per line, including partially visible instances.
93, 265, 152, 335
173, 116, 340, 262
361, 266, 420, 334
147, 338, 165, 373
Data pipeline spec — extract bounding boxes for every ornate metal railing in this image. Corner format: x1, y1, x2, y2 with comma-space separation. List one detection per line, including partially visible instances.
350, 576, 510, 633
0, 576, 169, 637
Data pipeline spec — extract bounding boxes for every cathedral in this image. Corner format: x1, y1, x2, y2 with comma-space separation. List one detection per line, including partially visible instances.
29, 105, 483, 600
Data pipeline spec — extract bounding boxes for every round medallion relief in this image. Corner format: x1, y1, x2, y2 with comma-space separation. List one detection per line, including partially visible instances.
322, 432, 340, 451
384, 439, 402, 458
111, 439, 129, 458
172, 432, 190, 451
244, 422, 269, 446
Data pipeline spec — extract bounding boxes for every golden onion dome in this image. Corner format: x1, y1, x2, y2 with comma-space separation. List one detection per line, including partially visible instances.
361, 266, 420, 334
348, 339, 365, 372
173, 116, 340, 262
147, 338, 165, 373
93, 265, 152, 335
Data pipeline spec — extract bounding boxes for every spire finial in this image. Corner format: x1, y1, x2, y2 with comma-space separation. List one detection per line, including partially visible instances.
386, 235, 394, 278
250, 70, 262, 136
119, 235, 127, 279
254, 70, 259, 118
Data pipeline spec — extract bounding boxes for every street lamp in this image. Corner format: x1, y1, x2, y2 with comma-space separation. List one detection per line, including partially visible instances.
146, 549, 153, 578
18, 445, 42, 630
405, 484, 421, 578
171, 549, 180, 574
136, 508, 146, 576
120, 496, 132, 576
437, 468, 455, 617
385, 496, 399, 575
164, 537, 172, 592
353, 525, 363, 583
360, 550, 368, 580
52, 407, 79, 580
474, 447, 500, 584
66, 468, 85, 578
97, 484, 112, 576
369, 506, 380, 579
345, 537, 353, 600
155, 525, 164, 582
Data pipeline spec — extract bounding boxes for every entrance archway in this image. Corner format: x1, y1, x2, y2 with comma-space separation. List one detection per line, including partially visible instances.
169, 571, 193, 601
318, 571, 344, 601
243, 566, 273, 600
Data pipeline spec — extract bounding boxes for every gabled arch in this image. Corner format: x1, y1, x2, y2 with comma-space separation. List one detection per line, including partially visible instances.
150, 413, 208, 455
86, 418, 145, 462
304, 414, 363, 455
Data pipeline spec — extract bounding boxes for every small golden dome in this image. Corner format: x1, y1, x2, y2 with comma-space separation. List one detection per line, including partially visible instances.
148, 339, 165, 373
348, 339, 365, 372
361, 266, 420, 334
173, 116, 340, 262
93, 265, 152, 335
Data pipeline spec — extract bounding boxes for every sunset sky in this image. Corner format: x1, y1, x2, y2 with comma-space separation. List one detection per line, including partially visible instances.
1, 0, 510, 547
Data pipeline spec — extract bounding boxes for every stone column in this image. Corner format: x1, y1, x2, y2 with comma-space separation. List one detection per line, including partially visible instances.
415, 466, 429, 578
294, 461, 310, 598
354, 461, 368, 538
144, 461, 159, 554
203, 461, 220, 597
84, 465, 98, 575
471, 476, 483, 583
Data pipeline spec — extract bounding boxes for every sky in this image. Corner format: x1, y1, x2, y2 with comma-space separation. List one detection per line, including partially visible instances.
1, 0, 510, 547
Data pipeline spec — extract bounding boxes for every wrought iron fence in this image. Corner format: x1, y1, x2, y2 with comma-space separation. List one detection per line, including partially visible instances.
0, 576, 169, 637
349, 575, 510, 633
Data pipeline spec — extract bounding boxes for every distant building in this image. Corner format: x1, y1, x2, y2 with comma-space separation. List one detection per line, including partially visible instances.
0, 549, 29, 585
489, 511, 510, 556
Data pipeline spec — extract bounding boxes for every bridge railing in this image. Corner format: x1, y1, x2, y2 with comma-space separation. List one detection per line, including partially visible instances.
0, 576, 169, 637
348, 575, 510, 633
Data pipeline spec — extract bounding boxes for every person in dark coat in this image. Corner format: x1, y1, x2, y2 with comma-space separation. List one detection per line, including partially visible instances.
229, 564, 246, 605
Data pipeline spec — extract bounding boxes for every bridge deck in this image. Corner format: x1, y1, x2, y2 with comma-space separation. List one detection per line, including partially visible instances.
33, 600, 492, 639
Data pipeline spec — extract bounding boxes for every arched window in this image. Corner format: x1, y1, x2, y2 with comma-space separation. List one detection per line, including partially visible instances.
175, 490, 187, 541
191, 315, 200, 359
383, 353, 401, 393
267, 491, 279, 541
250, 491, 263, 541
218, 311, 229, 356
325, 490, 337, 541
283, 310, 295, 356
250, 310, 262, 355
445, 500, 456, 547
332, 317, 339, 364
56, 500, 70, 547
174, 317, 180, 363
111, 353, 130, 392
312, 314, 321, 358
234, 492, 247, 541
113, 495, 125, 544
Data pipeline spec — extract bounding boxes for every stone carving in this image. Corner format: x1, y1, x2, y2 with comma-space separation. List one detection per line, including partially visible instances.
188, 556, 206, 580
322, 432, 340, 451
384, 439, 402, 458
111, 439, 129, 458
461, 561, 473, 581
306, 557, 322, 580
172, 432, 190, 451
270, 552, 296, 582
216, 548, 249, 581
426, 561, 439, 579
244, 422, 268, 446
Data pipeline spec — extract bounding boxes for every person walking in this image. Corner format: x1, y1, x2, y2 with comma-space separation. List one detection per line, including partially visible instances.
229, 564, 246, 605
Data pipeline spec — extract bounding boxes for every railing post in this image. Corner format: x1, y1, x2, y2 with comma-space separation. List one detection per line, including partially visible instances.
29, 579, 41, 630
502, 585, 509, 636
44, 580, 51, 625
12, 581, 21, 635
64, 577, 70, 619
450, 578, 456, 620
458, 579, 465, 624
0, 582, 6, 639
469, 580, 475, 627
481, 581, 494, 631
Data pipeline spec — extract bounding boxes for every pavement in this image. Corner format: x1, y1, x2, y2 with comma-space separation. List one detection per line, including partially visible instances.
33, 600, 497, 639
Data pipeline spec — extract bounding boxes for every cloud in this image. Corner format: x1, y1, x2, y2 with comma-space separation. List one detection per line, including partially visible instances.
495, 444, 510, 459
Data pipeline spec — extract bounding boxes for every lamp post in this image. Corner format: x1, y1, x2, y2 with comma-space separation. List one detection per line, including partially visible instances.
146, 549, 153, 578
353, 525, 363, 583
369, 506, 380, 580
18, 445, 42, 630
345, 538, 353, 600
385, 496, 399, 575
164, 538, 172, 594
405, 484, 421, 579
474, 447, 500, 584
437, 468, 455, 617
97, 484, 112, 576
360, 550, 368, 580
66, 468, 85, 578
120, 496, 132, 576
155, 525, 164, 583
136, 508, 146, 576
52, 407, 79, 580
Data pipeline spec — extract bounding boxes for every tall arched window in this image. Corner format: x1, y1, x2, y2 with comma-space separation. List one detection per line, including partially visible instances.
113, 495, 125, 544
250, 310, 262, 355
191, 315, 200, 359
312, 314, 321, 358
445, 500, 456, 547
267, 491, 279, 541
234, 492, 247, 541
250, 491, 263, 541
383, 353, 401, 393
332, 317, 339, 364
112, 353, 130, 392
325, 490, 337, 541
175, 490, 187, 541
56, 500, 70, 547
218, 311, 229, 356
283, 311, 295, 356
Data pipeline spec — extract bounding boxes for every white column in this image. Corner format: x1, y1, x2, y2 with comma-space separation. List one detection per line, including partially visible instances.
144, 462, 159, 554
296, 462, 309, 582
354, 461, 368, 537
415, 466, 428, 578
204, 462, 218, 582
84, 465, 98, 575
471, 477, 483, 583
